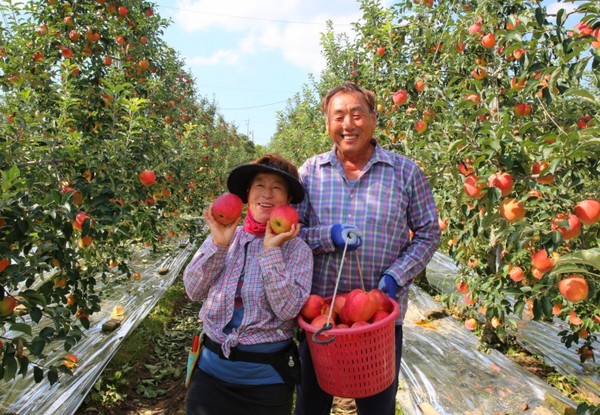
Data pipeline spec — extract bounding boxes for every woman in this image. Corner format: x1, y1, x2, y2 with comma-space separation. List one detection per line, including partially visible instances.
183, 154, 313, 415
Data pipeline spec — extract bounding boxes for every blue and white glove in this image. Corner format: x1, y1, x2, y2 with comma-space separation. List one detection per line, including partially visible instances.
331, 224, 363, 252
378, 274, 399, 299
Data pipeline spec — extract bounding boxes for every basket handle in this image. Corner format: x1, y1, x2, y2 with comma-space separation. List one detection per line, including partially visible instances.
325, 236, 366, 325
315, 233, 367, 345
312, 322, 336, 344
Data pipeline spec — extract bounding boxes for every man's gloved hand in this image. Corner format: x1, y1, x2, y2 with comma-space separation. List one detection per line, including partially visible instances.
378, 274, 399, 299
331, 224, 363, 252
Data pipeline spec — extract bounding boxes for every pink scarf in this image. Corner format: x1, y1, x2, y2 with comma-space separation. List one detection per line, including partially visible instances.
243, 208, 267, 237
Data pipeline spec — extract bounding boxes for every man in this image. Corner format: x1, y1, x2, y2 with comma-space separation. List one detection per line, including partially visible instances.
294, 82, 441, 415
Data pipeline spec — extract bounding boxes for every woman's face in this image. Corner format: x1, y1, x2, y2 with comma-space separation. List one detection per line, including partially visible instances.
247, 172, 291, 223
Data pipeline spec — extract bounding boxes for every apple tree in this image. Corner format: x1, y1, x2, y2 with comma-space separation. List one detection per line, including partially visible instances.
0, 0, 254, 384
272, 0, 599, 360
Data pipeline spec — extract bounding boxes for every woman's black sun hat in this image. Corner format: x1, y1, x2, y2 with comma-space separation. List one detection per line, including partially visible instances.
227, 162, 305, 204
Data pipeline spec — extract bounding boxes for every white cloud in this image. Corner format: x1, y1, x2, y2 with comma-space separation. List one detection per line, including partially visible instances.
545, 1, 578, 16
171, 0, 363, 72
186, 49, 241, 66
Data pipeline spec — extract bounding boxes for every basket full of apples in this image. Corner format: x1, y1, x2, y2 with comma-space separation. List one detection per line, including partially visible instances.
297, 289, 400, 398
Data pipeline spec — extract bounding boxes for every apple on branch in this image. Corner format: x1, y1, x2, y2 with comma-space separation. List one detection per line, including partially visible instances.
558, 275, 588, 303
269, 204, 298, 234
211, 193, 243, 225
392, 89, 408, 106
0, 295, 17, 317
139, 169, 156, 186
574, 199, 600, 225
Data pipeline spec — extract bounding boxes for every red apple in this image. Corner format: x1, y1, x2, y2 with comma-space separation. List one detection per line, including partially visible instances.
471, 67, 487, 80
514, 103, 532, 117
61, 47, 74, 58
465, 94, 481, 103
332, 293, 347, 314
415, 80, 425, 92
368, 289, 392, 312
138, 169, 156, 186
351, 321, 370, 328
456, 280, 469, 292
423, 109, 436, 122
458, 159, 474, 176
0, 258, 10, 272
310, 314, 335, 329
392, 89, 408, 105
415, 119, 428, 133
499, 198, 525, 222
73, 212, 90, 232
320, 303, 337, 323
0, 295, 17, 316
68, 30, 80, 41
508, 266, 524, 282
574, 199, 600, 225
211, 193, 243, 225
552, 303, 563, 316
464, 175, 486, 199
569, 310, 583, 326
558, 275, 589, 303
481, 33, 496, 48
531, 249, 554, 273
464, 318, 478, 330
370, 310, 390, 323
577, 115, 592, 129
551, 213, 581, 240
438, 217, 448, 231
488, 172, 514, 196
78, 236, 93, 248
468, 24, 482, 36
531, 161, 554, 184
343, 289, 378, 323
269, 204, 298, 234
300, 294, 325, 321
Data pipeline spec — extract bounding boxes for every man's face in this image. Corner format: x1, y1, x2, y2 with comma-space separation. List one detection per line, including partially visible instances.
325, 91, 377, 156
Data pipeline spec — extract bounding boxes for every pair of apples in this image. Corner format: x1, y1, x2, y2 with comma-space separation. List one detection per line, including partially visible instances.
211, 192, 298, 234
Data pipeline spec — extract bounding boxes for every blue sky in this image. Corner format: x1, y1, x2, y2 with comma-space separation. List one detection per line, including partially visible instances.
155, 0, 578, 146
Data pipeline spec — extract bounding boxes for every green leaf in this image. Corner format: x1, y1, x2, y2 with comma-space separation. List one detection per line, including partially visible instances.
549, 265, 597, 277
541, 296, 553, 318
48, 369, 59, 385
533, 298, 543, 320
29, 337, 46, 355
10, 323, 32, 336
17, 355, 29, 376
3, 356, 17, 381
556, 8, 565, 27
514, 300, 525, 317
33, 366, 44, 383
29, 306, 42, 323
553, 248, 600, 271
562, 88, 597, 103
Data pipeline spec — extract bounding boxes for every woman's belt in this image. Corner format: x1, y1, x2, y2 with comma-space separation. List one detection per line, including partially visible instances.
202, 335, 301, 385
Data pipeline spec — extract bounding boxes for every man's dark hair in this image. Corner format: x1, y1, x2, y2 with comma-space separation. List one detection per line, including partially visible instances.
321, 82, 377, 115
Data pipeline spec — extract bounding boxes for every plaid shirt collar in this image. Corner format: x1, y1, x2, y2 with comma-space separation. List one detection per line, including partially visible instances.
320, 139, 396, 171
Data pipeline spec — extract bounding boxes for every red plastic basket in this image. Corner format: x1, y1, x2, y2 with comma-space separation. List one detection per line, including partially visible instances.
297, 297, 400, 398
